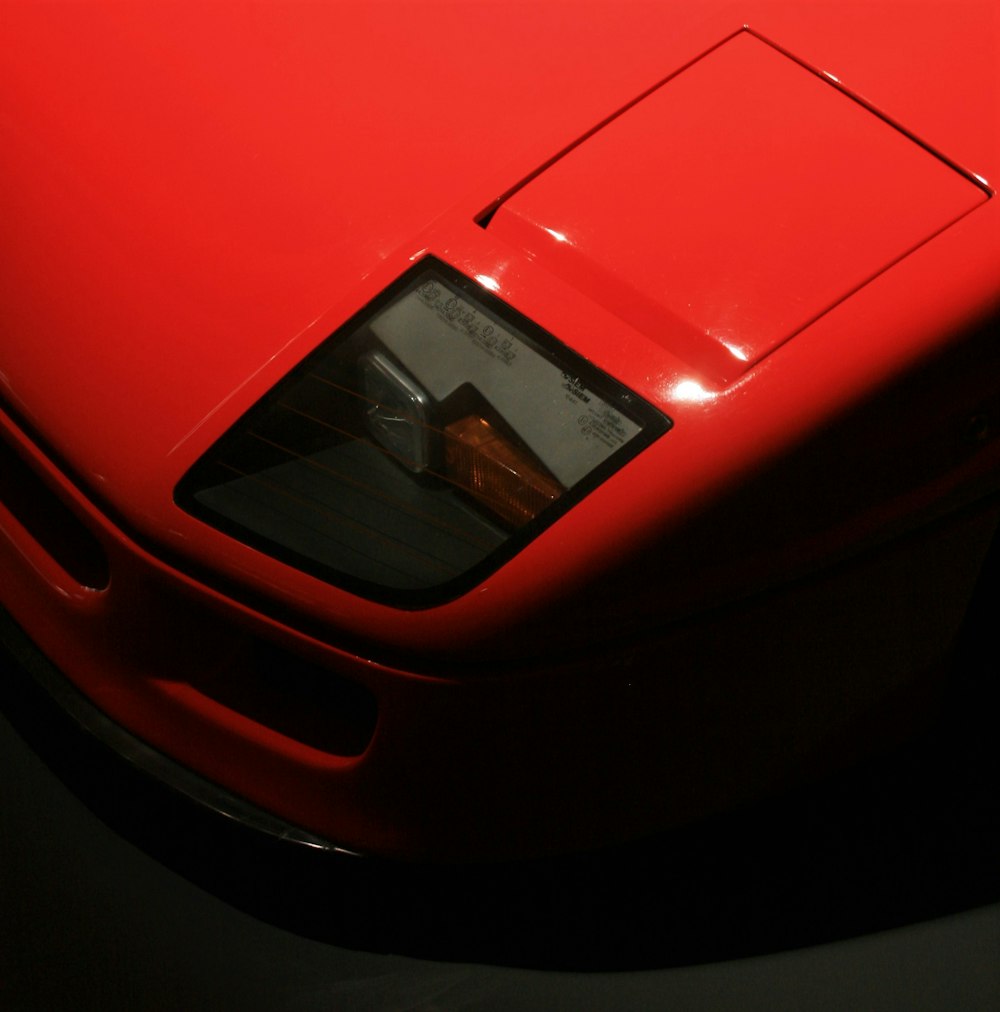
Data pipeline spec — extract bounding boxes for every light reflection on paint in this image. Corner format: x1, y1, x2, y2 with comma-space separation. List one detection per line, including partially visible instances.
719, 340, 749, 362
475, 273, 500, 292
543, 227, 569, 244
671, 379, 717, 403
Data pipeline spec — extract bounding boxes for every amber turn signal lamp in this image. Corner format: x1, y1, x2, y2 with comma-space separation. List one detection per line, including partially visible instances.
444, 415, 565, 527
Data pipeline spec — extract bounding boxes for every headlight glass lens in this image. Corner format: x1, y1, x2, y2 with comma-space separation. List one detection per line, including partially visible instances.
177, 258, 671, 605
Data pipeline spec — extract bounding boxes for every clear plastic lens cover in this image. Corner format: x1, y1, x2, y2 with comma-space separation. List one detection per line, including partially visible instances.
176, 258, 671, 606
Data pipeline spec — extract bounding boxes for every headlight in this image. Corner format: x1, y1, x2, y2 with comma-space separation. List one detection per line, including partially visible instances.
177, 258, 671, 606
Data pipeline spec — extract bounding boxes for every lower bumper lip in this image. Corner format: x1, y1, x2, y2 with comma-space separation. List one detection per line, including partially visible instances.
0, 604, 359, 858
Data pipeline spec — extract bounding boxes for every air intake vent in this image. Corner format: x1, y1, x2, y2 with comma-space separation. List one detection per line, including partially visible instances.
186, 639, 378, 757
0, 434, 109, 589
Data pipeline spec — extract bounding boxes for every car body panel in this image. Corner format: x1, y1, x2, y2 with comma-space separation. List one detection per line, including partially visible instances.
487, 30, 988, 380
2, 0, 1000, 858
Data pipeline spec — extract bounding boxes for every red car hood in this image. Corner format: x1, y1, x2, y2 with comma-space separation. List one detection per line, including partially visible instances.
3, 1, 1000, 655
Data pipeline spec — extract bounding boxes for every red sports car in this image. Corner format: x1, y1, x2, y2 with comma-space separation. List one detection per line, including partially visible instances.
2, 0, 998, 860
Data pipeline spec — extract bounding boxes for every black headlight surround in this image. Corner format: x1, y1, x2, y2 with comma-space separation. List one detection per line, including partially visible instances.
176, 257, 672, 608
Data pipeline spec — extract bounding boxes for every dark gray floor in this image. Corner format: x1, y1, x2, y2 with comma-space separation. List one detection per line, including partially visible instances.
1, 699, 997, 1010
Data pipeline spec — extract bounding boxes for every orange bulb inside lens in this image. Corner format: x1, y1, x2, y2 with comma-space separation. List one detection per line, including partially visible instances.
444, 415, 564, 527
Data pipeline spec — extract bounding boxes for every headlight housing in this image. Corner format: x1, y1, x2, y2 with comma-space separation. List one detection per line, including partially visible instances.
177, 259, 670, 606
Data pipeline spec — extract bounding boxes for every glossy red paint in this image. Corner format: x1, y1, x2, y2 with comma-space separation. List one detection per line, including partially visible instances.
488, 30, 988, 381
2, 1, 1000, 859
